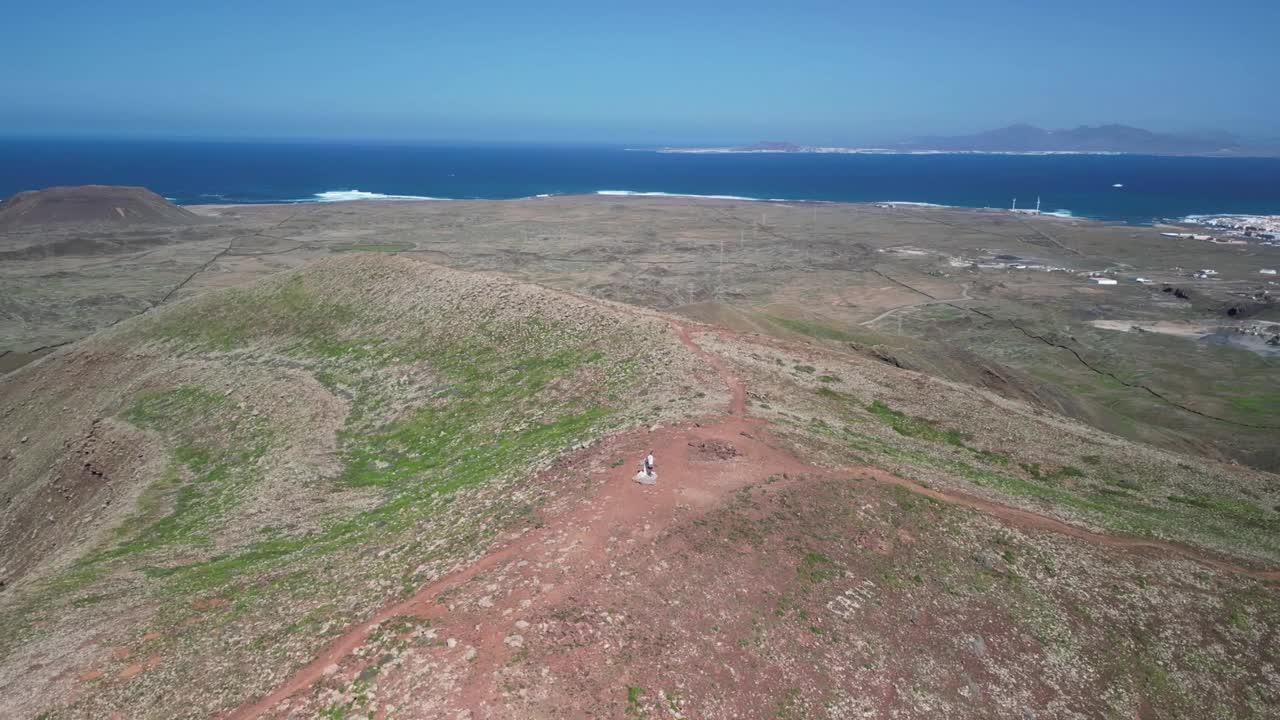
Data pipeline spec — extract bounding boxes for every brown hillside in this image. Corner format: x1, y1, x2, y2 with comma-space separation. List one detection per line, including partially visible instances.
0, 186, 202, 231
1, 254, 1278, 719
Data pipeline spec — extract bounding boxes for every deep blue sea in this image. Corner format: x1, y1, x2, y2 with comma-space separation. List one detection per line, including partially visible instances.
3, 138, 1280, 224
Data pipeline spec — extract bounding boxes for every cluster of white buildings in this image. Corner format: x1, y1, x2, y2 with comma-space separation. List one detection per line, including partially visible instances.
1160, 231, 1248, 246
1195, 215, 1280, 238
1176, 215, 1280, 246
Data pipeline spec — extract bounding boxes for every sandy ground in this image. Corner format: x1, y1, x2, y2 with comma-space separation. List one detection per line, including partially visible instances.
1089, 319, 1218, 336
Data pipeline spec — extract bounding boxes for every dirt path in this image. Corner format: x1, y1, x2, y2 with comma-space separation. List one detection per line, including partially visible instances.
229, 322, 794, 718
227, 321, 1280, 718
859, 283, 971, 326
671, 320, 746, 415
231, 422, 810, 718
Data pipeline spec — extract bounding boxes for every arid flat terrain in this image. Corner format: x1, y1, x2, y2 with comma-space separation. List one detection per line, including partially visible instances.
5, 195, 1277, 468
2, 193, 1278, 719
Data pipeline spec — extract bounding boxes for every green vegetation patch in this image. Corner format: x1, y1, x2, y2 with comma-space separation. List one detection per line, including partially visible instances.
626, 686, 647, 718
154, 346, 621, 595
1229, 393, 1280, 418
7, 267, 661, 690
867, 399, 966, 448
797, 551, 837, 583
766, 315, 870, 344
792, 399, 1280, 561
143, 275, 360, 353
105, 386, 272, 560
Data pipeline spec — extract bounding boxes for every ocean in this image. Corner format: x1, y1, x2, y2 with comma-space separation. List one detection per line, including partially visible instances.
2, 138, 1279, 224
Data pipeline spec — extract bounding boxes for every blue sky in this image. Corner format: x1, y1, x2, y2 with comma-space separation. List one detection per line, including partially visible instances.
3, 0, 1277, 144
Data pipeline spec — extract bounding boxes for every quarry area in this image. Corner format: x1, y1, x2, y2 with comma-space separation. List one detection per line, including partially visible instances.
1, 188, 1279, 719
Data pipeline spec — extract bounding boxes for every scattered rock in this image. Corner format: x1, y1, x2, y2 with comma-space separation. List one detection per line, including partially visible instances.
973, 552, 998, 571
968, 635, 987, 657
688, 439, 740, 461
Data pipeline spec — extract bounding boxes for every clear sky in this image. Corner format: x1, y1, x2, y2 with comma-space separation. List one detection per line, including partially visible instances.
3, 0, 1276, 144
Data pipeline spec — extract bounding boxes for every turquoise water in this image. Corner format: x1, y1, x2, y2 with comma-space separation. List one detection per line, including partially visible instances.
2, 138, 1279, 224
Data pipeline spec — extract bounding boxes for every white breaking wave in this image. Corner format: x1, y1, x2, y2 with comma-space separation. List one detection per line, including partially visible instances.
1179, 213, 1255, 221
877, 200, 951, 207
308, 190, 445, 202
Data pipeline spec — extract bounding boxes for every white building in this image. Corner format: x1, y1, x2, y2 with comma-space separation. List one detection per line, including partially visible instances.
1088, 277, 1118, 285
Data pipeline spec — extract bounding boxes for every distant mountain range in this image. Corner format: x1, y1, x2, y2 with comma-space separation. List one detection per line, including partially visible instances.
899, 124, 1274, 156
663, 125, 1280, 157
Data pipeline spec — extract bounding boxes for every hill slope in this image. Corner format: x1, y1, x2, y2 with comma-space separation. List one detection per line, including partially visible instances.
0, 185, 202, 230
1, 254, 1277, 719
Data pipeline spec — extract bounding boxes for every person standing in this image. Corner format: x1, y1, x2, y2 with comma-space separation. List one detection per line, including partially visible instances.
644, 451, 655, 477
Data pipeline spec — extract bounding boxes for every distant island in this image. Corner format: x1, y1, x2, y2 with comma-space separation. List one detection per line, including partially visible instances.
658, 124, 1280, 157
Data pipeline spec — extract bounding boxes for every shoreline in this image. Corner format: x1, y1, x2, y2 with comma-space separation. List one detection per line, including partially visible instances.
184, 192, 1103, 223
182, 191, 1280, 230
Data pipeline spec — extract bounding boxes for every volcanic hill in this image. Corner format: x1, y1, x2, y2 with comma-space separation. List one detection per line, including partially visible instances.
0, 186, 202, 231
1, 253, 1278, 719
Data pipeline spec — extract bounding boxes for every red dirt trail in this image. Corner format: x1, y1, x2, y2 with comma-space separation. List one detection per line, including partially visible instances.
226, 321, 1280, 719
672, 321, 746, 416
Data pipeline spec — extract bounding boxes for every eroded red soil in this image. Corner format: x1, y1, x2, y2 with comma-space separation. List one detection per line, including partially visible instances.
227, 321, 1280, 719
